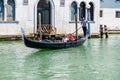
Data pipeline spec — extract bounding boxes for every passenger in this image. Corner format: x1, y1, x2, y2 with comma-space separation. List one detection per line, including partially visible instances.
62, 35, 68, 42
68, 34, 75, 41
36, 34, 41, 41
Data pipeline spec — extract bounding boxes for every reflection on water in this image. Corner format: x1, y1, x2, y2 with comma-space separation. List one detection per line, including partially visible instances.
24, 47, 90, 80
0, 35, 120, 80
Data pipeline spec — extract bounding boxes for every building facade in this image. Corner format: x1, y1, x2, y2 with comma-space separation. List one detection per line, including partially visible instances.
0, 0, 100, 37
100, 0, 120, 30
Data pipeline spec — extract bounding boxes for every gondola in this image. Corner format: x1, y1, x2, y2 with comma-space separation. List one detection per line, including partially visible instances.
21, 28, 88, 49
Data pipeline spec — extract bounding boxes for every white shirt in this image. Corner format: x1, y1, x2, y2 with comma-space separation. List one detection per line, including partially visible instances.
62, 37, 68, 42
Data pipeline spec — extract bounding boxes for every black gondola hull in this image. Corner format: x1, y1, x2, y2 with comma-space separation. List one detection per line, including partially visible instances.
21, 28, 87, 49
22, 34, 86, 49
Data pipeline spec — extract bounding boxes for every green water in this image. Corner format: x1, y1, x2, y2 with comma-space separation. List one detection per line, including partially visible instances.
0, 35, 120, 80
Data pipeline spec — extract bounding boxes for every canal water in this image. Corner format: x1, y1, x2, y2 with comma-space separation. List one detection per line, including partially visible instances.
0, 34, 120, 80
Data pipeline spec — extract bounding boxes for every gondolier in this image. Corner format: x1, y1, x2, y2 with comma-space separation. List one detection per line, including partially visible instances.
81, 17, 87, 37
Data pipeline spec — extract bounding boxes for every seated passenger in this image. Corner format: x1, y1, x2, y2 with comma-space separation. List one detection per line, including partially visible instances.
36, 34, 41, 41
68, 34, 75, 41
62, 35, 68, 42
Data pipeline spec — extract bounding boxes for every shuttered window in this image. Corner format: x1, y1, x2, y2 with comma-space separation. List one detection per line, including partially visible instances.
100, 10, 103, 17
116, 11, 120, 18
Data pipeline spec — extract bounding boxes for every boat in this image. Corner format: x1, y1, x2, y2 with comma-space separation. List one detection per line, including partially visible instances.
21, 28, 88, 49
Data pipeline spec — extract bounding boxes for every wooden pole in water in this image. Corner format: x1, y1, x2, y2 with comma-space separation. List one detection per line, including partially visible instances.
38, 13, 42, 40
75, 14, 78, 40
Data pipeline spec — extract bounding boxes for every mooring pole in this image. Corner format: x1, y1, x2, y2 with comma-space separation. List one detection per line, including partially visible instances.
75, 14, 78, 40
38, 13, 42, 40
87, 4, 91, 38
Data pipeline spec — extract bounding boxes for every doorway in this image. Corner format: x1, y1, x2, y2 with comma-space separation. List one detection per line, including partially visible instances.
36, 0, 55, 35
37, 0, 51, 25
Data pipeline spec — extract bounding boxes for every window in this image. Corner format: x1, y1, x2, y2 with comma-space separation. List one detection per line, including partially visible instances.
116, 11, 120, 18
0, 0, 4, 21
23, 0, 28, 5
100, 10, 103, 17
71, 2, 77, 21
7, 0, 15, 21
0, 0, 15, 22
89, 2, 94, 21
116, 0, 120, 1
79, 2, 86, 21
60, 0, 65, 7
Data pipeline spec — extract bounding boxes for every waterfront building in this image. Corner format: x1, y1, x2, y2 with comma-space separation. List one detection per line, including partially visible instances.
0, 0, 100, 37
100, 0, 120, 30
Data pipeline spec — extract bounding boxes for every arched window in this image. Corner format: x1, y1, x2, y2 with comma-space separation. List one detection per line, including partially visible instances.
79, 2, 86, 21
0, 0, 4, 21
89, 2, 94, 21
71, 2, 77, 21
7, 0, 15, 21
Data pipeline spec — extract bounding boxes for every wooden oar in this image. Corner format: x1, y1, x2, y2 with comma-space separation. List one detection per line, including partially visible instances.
71, 26, 82, 35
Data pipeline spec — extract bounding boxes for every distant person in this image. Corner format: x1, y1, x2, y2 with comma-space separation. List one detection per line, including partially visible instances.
100, 25, 103, 38
81, 17, 87, 37
62, 35, 68, 42
104, 25, 108, 38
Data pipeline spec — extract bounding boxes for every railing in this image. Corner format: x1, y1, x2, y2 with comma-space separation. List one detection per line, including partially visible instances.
41, 24, 56, 35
